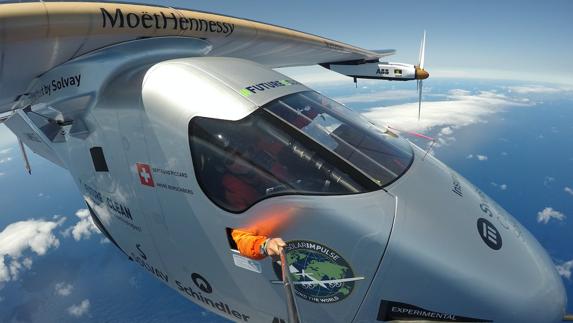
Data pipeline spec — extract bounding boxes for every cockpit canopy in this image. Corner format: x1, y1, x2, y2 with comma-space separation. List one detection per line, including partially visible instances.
189, 91, 413, 212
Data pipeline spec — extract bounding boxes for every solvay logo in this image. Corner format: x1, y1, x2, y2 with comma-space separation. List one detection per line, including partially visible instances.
136, 163, 155, 187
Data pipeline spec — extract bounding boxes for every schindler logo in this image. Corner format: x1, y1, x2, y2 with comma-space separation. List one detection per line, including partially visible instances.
176, 273, 250, 322
191, 273, 212, 294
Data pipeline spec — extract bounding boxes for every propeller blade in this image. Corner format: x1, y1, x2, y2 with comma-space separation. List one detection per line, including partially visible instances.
418, 30, 426, 69
418, 80, 423, 120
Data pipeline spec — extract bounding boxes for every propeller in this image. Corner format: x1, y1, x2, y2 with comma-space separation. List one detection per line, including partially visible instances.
415, 31, 429, 120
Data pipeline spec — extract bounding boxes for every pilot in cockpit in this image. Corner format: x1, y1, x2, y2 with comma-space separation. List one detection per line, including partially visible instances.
214, 131, 287, 260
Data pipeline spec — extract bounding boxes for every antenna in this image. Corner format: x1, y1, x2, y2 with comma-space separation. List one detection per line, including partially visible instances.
387, 125, 435, 160
18, 137, 31, 174
280, 249, 301, 323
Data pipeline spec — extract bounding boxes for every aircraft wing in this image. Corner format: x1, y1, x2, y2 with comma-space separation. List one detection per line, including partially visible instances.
0, 1, 395, 114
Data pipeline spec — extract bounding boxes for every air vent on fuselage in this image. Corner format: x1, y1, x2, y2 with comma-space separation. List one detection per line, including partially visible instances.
90, 147, 109, 172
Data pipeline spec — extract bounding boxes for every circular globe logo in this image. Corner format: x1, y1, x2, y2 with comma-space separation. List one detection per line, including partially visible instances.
285, 240, 360, 304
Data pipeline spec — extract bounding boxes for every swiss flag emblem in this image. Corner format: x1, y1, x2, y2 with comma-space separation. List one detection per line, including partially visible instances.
136, 163, 155, 187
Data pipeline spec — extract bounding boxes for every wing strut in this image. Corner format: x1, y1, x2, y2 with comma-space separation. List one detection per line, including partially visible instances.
18, 137, 31, 174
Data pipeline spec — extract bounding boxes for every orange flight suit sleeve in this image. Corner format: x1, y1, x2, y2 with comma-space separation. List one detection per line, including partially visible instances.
231, 228, 268, 260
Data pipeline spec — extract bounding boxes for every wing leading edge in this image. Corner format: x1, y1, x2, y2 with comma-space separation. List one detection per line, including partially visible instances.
0, 1, 394, 113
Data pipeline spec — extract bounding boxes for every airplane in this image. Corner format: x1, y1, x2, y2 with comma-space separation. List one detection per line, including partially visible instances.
0, 1, 569, 322
291, 269, 365, 289
322, 30, 429, 119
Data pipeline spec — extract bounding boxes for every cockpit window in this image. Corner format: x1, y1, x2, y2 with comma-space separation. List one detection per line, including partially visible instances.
189, 109, 376, 213
264, 91, 413, 187
189, 91, 413, 213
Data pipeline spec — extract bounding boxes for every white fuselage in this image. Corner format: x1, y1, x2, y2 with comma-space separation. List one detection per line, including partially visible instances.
3, 45, 566, 323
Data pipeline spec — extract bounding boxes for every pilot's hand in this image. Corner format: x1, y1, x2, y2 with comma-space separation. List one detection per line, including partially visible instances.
265, 237, 286, 257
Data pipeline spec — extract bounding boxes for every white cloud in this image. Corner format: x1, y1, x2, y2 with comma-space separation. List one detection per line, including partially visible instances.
0, 148, 12, 155
466, 154, 488, 161
333, 89, 417, 104
0, 172, 5, 177
363, 89, 530, 133
0, 218, 64, 283
506, 85, 573, 94
440, 127, 454, 135
491, 182, 508, 190
55, 282, 73, 296
76, 209, 90, 218
62, 209, 100, 241
22, 257, 32, 269
67, 299, 90, 317
0, 157, 12, 164
556, 260, 573, 280
448, 89, 471, 96
433, 135, 456, 148
537, 207, 566, 224
565, 187, 573, 196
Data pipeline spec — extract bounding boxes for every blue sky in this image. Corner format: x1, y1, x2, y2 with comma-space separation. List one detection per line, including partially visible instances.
132, 0, 573, 84
1, 0, 571, 83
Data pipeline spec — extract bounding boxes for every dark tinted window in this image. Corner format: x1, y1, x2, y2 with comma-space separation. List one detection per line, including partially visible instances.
90, 147, 109, 172
264, 91, 413, 186
189, 110, 372, 212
